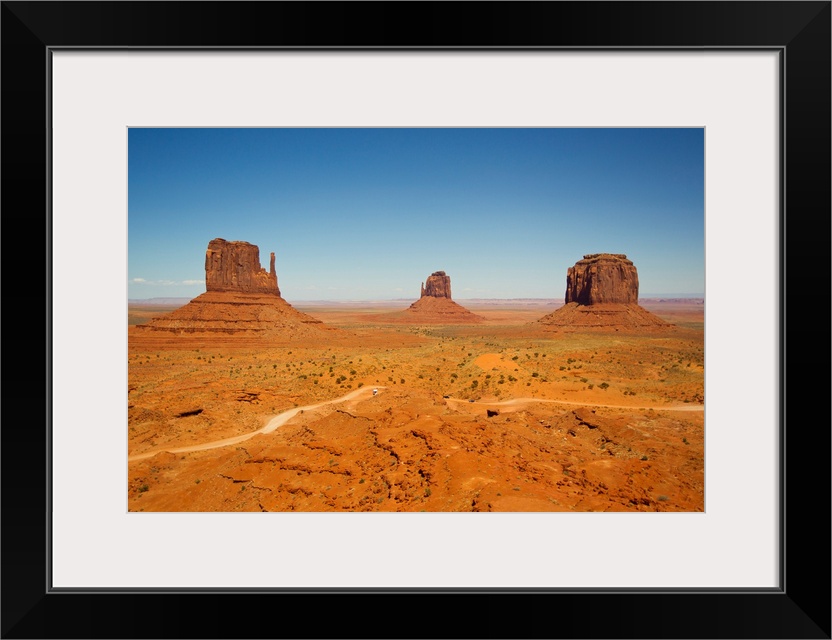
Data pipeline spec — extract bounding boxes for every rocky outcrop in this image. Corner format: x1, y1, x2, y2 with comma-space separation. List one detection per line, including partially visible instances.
538, 254, 670, 330
205, 238, 279, 295
374, 270, 483, 324
421, 271, 452, 299
401, 295, 485, 323
565, 254, 638, 305
132, 238, 339, 341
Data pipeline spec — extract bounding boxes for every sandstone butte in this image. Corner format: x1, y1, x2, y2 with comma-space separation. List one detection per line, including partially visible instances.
132, 238, 333, 339
381, 270, 484, 324
538, 254, 671, 329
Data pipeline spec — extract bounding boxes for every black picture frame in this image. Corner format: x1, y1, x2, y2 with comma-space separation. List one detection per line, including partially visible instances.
2, 2, 829, 638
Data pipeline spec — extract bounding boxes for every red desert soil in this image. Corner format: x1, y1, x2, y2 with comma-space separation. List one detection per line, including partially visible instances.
128, 300, 704, 512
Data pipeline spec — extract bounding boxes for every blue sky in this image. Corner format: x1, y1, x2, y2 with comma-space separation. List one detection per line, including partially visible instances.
128, 128, 704, 301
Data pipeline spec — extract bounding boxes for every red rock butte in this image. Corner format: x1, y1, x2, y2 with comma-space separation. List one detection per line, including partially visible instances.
377, 270, 484, 324
132, 238, 334, 340
538, 254, 671, 329
420, 270, 452, 299
205, 238, 279, 295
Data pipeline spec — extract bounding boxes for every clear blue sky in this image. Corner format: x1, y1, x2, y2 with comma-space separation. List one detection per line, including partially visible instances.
128, 128, 704, 301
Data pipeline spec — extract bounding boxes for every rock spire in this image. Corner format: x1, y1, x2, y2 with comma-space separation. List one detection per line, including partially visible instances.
205, 238, 279, 295
132, 238, 336, 340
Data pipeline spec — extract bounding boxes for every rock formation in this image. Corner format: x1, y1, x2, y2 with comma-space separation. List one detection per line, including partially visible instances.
565, 254, 638, 305
375, 270, 484, 324
205, 238, 279, 295
421, 271, 452, 299
132, 238, 336, 341
404, 270, 484, 323
538, 254, 670, 330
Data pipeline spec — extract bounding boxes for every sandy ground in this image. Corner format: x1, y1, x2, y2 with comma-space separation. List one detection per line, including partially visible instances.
128, 300, 704, 512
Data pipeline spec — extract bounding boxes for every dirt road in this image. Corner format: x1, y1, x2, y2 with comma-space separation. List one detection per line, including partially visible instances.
128, 386, 701, 463
128, 386, 386, 462
445, 396, 704, 412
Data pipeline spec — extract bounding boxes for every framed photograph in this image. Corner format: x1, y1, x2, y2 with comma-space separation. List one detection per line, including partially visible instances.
3, 2, 829, 638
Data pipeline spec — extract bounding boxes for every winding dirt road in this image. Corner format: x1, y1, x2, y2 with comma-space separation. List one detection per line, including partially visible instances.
128, 386, 386, 462
128, 386, 702, 463
446, 396, 704, 412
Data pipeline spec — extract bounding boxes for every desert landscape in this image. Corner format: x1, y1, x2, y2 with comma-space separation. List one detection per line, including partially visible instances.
128, 241, 704, 513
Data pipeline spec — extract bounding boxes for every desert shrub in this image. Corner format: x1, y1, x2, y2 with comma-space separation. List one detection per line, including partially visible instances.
599, 382, 609, 390
532, 372, 539, 378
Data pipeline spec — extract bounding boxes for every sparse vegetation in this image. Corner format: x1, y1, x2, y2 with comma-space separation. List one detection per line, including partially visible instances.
128, 299, 703, 513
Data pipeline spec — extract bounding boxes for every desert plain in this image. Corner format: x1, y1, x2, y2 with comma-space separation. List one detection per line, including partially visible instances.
127, 298, 704, 513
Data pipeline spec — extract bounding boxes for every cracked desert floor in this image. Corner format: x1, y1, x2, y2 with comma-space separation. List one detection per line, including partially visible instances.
128, 300, 704, 512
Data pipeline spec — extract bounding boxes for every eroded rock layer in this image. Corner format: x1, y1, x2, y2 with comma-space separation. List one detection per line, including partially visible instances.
132, 291, 326, 338
421, 271, 452, 299
400, 295, 485, 323
566, 254, 638, 305
538, 302, 671, 329
377, 270, 483, 323
205, 238, 279, 295
133, 238, 334, 340
539, 254, 670, 329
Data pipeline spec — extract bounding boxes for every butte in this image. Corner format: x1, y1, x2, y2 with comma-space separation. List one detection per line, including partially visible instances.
379, 271, 484, 324
131, 238, 338, 341
537, 254, 671, 330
